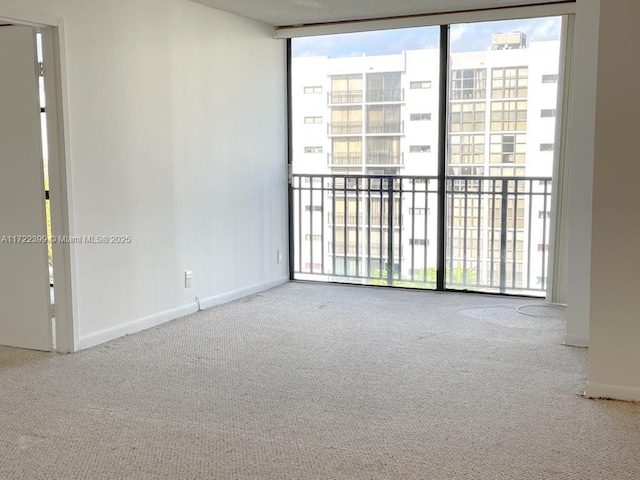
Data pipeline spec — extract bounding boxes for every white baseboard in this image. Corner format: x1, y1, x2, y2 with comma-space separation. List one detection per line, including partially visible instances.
78, 303, 198, 350
584, 382, 640, 402
78, 276, 289, 350
563, 334, 589, 347
198, 276, 288, 310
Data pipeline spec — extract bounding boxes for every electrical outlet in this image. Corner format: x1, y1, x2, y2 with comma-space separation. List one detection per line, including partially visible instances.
277, 249, 283, 264
184, 270, 192, 288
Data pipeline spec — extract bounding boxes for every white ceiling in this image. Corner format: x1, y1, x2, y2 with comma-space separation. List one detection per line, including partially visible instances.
190, 0, 563, 27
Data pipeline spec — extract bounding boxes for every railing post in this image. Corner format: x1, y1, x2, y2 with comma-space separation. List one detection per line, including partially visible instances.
500, 180, 509, 294
387, 178, 394, 286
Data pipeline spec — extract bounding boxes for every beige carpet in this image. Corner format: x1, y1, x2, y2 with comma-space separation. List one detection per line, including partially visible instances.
1, 282, 639, 479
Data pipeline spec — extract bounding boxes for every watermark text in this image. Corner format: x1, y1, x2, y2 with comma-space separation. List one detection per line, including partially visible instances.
1, 235, 132, 244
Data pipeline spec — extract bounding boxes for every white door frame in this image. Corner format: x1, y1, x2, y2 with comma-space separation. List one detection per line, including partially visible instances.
1, 7, 78, 353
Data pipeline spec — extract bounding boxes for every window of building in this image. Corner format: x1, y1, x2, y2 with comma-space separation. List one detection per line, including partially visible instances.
541, 109, 556, 118
304, 116, 323, 124
410, 145, 431, 153
330, 74, 363, 103
450, 134, 485, 164
305, 146, 323, 154
451, 231, 481, 259
489, 198, 526, 229
451, 69, 487, 100
305, 205, 323, 212
490, 101, 527, 131
490, 134, 526, 163
542, 74, 558, 84
450, 197, 481, 227
331, 138, 362, 165
537, 243, 550, 252
450, 102, 486, 132
366, 105, 402, 133
410, 113, 432, 121
304, 86, 323, 94
538, 210, 551, 219
366, 137, 401, 164
490, 239, 524, 260
540, 143, 554, 152
410, 80, 431, 89
367, 72, 402, 102
305, 234, 322, 242
491, 67, 528, 98
330, 107, 362, 134
484, 261, 524, 287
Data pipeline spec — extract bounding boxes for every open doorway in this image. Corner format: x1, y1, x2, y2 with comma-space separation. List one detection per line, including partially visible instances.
0, 18, 74, 352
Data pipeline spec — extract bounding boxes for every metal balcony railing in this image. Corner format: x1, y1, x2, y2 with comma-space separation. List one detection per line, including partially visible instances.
365, 153, 404, 165
366, 120, 404, 134
366, 88, 404, 103
328, 122, 363, 135
328, 90, 363, 104
328, 153, 362, 165
327, 89, 404, 104
292, 174, 552, 295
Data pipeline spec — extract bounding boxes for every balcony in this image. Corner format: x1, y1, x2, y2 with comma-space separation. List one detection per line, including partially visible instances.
366, 121, 404, 134
328, 90, 363, 104
366, 153, 404, 166
328, 122, 363, 135
366, 88, 404, 103
292, 174, 552, 295
327, 89, 405, 104
328, 153, 362, 165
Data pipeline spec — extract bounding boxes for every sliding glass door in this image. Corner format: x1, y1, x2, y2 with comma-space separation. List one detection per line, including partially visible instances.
290, 14, 565, 296
445, 18, 562, 294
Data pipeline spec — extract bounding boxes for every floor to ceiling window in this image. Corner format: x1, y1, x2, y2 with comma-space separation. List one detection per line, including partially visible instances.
289, 13, 566, 296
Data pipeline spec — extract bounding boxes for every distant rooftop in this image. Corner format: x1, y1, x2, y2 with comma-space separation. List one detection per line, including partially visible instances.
491, 32, 527, 50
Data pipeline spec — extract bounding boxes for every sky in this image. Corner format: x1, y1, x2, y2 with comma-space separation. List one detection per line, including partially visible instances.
292, 16, 562, 58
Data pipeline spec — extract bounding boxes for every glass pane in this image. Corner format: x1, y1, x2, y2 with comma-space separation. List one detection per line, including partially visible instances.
447, 17, 563, 295
291, 27, 440, 288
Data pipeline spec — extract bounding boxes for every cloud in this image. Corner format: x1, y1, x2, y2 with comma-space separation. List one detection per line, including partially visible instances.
450, 23, 471, 44
529, 17, 562, 41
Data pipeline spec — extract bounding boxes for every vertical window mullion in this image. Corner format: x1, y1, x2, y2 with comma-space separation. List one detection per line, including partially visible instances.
437, 24, 450, 291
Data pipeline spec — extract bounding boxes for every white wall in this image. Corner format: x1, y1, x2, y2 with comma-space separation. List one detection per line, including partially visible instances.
1, 0, 288, 350
586, 0, 640, 401
564, 0, 600, 347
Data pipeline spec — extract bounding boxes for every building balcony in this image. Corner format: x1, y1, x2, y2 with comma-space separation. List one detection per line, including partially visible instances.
327, 122, 363, 135
328, 90, 363, 104
366, 88, 404, 103
328, 153, 362, 165
366, 153, 404, 165
366, 121, 404, 134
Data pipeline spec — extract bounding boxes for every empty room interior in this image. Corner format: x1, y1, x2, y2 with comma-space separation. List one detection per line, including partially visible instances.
1, 0, 639, 478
